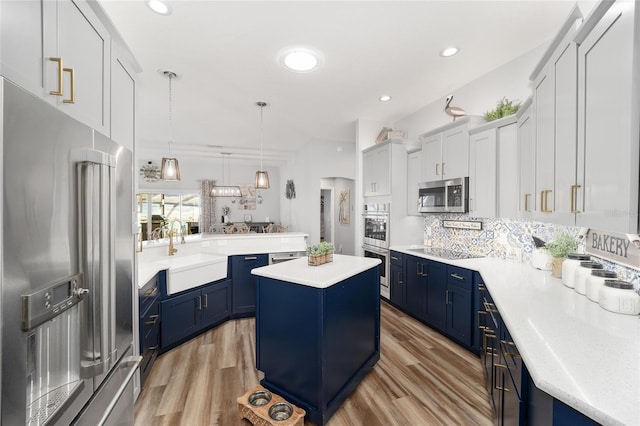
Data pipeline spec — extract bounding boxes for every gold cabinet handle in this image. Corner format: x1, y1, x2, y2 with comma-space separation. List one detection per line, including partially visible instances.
49, 57, 64, 96
478, 284, 486, 291
63, 67, 75, 104
524, 193, 531, 212
482, 329, 497, 356
500, 340, 521, 358
450, 273, 465, 281
442, 163, 446, 176
445, 290, 450, 304
541, 190, 553, 213
197, 295, 202, 311
435, 163, 440, 176
203, 294, 208, 308
483, 301, 498, 313
477, 310, 488, 330
145, 314, 159, 325
570, 184, 582, 213
398, 271, 403, 284
494, 363, 510, 391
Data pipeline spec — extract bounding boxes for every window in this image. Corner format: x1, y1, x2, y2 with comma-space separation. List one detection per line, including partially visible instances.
137, 193, 201, 240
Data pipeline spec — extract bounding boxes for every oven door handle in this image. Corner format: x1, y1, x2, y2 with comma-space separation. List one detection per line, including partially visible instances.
362, 245, 388, 256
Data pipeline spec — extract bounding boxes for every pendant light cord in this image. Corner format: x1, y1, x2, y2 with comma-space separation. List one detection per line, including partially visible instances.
168, 73, 173, 155
260, 104, 264, 171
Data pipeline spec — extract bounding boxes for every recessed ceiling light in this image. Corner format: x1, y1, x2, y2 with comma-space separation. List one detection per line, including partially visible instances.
379, 95, 392, 102
441, 47, 459, 57
279, 48, 322, 73
147, 0, 171, 15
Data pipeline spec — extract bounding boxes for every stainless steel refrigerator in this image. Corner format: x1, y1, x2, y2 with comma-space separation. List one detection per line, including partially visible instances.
1, 78, 140, 425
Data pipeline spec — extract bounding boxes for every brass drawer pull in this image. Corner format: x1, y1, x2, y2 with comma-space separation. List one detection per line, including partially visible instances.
145, 314, 159, 325
501, 340, 521, 359
477, 310, 488, 330
49, 57, 63, 96
494, 363, 510, 391
477, 284, 486, 291
63, 67, 75, 104
570, 184, 582, 213
450, 273, 465, 281
483, 301, 498, 313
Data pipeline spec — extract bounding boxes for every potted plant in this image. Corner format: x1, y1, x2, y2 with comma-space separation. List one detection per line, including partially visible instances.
544, 234, 578, 278
484, 97, 521, 121
307, 241, 334, 266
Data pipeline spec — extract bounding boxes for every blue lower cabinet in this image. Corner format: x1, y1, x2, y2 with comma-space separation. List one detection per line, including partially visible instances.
425, 261, 447, 331
445, 283, 472, 346
256, 267, 380, 425
231, 254, 268, 317
201, 279, 231, 328
528, 382, 599, 426
389, 251, 406, 309
405, 255, 427, 319
160, 279, 232, 351
139, 273, 161, 386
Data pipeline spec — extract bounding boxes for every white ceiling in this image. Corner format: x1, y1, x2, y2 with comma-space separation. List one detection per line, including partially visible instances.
99, 0, 580, 166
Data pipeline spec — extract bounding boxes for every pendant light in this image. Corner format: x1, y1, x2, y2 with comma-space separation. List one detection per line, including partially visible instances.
255, 101, 270, 189
160, 70, 181, 181
211, 153, 242, 197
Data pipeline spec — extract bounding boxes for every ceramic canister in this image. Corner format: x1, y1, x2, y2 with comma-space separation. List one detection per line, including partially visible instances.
562, 253, 591, 288
585, 269, 617, 302
574, 261, 603, 295
598, 280, 640, 315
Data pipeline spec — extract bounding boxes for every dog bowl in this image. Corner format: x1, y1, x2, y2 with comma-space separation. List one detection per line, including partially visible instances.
248, 390, 272, 407
268, 402, 293, 421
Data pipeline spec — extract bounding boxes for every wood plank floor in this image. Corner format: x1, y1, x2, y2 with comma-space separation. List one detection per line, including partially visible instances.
135, 301, 493, 426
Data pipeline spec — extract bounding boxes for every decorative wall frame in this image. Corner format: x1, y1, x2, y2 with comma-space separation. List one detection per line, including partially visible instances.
339, 189, 350, 224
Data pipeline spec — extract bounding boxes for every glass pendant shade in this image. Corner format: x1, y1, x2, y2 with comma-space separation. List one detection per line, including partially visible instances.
161, 157, 180, 181
255, 170, 270, 189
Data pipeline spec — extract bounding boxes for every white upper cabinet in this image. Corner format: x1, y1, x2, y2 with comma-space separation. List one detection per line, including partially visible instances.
575, 0, 638, 233
111, 49, 136, 151
407, 150, 422, 216
469, 128, 497, 218
468, 115, 519, 220
517, 102, 535, 220
419, 116, 483, 183
362, 142, 391, 196
1, 0, 110, 134
421, 133, 442, 181
530, 6, 582, 224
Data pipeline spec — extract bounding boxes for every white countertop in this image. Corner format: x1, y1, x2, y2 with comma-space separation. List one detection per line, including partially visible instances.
137, 232, 308, 288
391, 246, 640, 426
251, 254, 381, 289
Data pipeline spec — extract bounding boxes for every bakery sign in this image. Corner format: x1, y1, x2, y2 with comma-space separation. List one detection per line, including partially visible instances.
584, 229, 640, 269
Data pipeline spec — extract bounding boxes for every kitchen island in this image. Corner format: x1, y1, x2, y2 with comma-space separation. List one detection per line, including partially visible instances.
251, 254, 381, 425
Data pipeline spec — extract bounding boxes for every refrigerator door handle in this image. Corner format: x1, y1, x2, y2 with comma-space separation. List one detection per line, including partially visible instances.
77, 150, 117, 379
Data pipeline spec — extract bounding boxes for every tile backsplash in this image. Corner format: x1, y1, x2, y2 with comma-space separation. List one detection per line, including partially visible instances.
424, 214, 640, 284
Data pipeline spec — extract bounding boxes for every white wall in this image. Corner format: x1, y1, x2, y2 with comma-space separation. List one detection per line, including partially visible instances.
137, 157, 280, 225
280, 137, 356, 244
394, 43, 547, 139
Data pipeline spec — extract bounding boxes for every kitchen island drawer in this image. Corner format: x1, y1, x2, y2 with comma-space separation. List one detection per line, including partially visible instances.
447, 265, 473, 290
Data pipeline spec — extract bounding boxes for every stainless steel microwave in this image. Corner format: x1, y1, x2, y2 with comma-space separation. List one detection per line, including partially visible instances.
418, 177, 469, 213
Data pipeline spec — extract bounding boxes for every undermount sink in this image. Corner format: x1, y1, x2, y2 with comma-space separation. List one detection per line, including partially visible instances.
157, 252, 228, 295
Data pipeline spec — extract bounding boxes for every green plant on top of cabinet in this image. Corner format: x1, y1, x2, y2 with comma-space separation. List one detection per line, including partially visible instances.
0, 0, 111, 134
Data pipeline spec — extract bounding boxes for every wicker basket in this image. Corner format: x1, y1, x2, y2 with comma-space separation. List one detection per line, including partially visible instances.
308, 252, 333, 266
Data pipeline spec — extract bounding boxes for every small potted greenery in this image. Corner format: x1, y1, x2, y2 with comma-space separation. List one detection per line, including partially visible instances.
484, 97, 521, 122
307, 241, 334, 266
544, 234, 578, 278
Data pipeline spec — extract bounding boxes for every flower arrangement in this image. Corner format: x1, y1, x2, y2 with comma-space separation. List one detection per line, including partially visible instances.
307, 241, 334, 266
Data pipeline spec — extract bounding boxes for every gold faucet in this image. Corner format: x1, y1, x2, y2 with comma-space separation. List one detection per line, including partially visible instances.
168, 229, 178, 256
